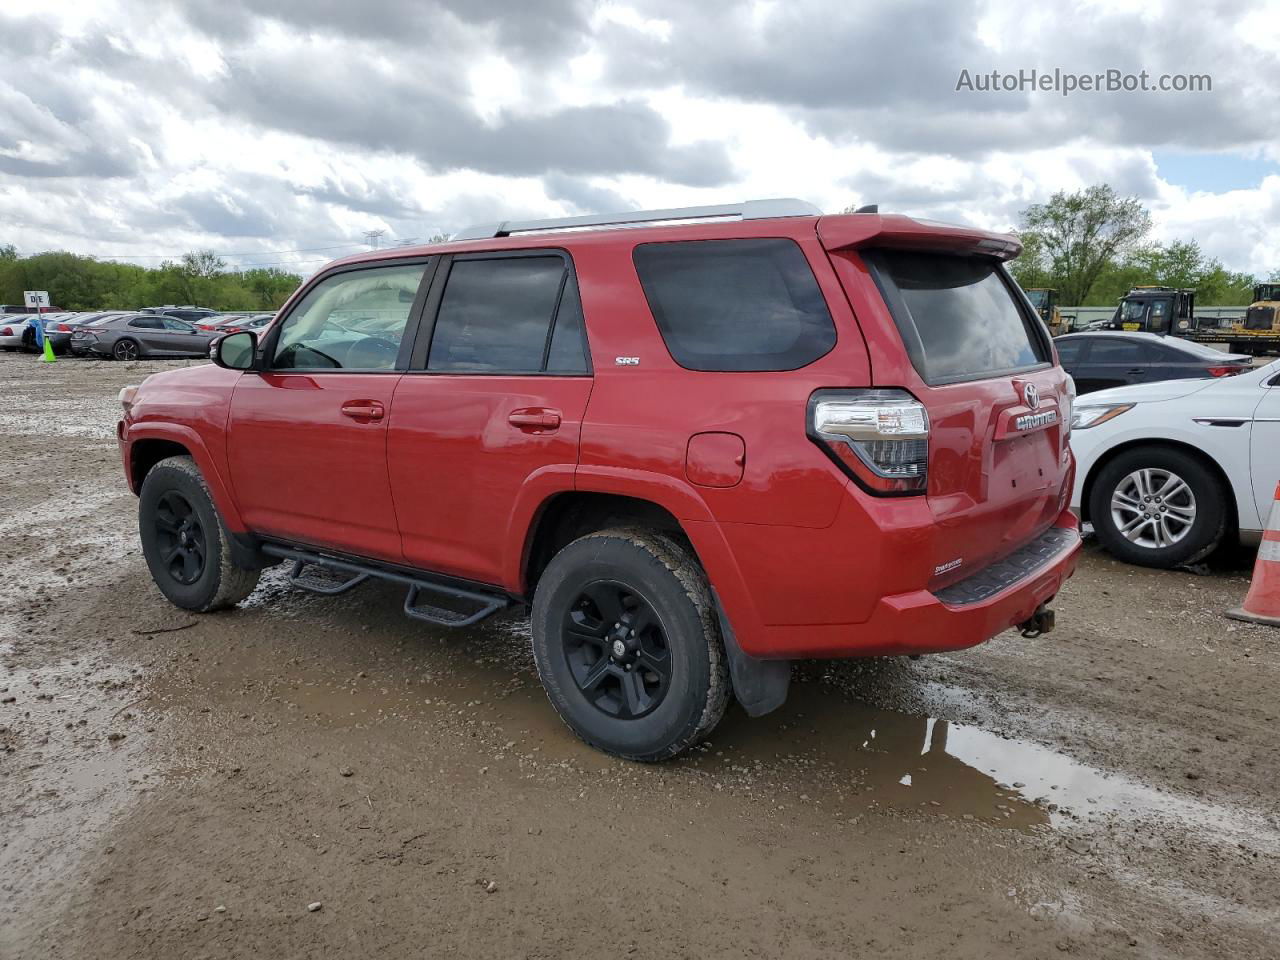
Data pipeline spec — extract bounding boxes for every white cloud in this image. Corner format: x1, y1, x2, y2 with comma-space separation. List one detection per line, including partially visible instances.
0, 0, 1277, 278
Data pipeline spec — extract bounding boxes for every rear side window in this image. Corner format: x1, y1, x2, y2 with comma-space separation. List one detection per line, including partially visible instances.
129, 316, 164, 329
427, 256, 588, 374
633, 238, 836, 372
868, 251, 1048, 385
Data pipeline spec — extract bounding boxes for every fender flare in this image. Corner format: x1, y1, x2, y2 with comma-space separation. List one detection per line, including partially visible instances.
125, 422, 247, 533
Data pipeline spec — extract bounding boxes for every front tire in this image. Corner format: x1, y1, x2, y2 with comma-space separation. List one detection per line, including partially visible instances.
1089, 446, 1226, 568
139, 456, 260, 611
530, 528, 729, 761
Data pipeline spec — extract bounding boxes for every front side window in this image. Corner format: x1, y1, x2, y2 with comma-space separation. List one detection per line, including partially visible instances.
427, 256, 585, 373
273, 262, 427, 370
633, 238, 836, 372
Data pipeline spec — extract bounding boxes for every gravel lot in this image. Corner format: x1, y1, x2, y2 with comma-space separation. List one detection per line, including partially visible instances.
2, 354, 1278, 959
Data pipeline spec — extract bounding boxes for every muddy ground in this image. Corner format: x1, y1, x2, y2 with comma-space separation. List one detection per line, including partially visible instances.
1, 353, 1277, 960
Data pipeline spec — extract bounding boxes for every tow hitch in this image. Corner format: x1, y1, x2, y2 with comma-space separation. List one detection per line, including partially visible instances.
1018, 604, 1056, 638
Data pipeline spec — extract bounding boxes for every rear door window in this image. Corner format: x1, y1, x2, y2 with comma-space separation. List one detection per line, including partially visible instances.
867, 250, 1049, 385
633, 238, 836, 372
1088, 338, 1145, 367
426, 255, 587, 374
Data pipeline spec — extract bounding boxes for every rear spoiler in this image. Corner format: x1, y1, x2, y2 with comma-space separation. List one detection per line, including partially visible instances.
817, 213, 1021, 261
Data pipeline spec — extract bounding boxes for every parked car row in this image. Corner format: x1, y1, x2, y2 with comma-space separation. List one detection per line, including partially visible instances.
0, 310, 275, 360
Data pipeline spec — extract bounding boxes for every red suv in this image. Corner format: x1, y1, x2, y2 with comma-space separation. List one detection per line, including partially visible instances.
118, 200, 1080, 761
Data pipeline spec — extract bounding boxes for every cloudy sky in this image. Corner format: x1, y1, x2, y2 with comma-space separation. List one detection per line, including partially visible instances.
1, 0, 1277, 277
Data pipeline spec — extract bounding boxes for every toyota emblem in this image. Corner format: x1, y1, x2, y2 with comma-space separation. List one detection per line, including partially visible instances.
1023, 383, 1040, 410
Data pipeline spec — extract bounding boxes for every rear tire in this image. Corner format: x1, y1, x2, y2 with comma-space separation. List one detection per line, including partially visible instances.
113, 338, 140, 361
530, 528, 729, 761
139, 456, 260, 611
1089, 446, 1226, 569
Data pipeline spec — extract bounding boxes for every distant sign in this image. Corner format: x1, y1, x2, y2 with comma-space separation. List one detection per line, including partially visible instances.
23, 290, 50, 309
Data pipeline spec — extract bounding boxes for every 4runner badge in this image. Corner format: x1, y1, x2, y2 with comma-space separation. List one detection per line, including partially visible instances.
615, 356, 640, 366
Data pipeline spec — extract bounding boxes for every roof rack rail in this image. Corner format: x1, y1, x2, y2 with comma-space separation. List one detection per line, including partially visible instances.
451, 198, 822, 241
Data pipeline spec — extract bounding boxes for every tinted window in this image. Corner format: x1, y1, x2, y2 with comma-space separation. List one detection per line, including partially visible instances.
1054, 338, 1085, 364
273, 262, 427, 370
633, 238, 835, 372
546, 276, 589, 373
161, 317, 195, 331
1089, 339, 1145, 365
129, 316, 164, 329
870, 251, 1047, 384
428, 257, 567, 373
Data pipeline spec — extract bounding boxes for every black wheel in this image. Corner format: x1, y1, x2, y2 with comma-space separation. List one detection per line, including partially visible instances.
139, 456, 260, 611
1088, 446, 1226, 569
530, 528, 729, 761
21, 327, 38, 353
113, 338, 140, 361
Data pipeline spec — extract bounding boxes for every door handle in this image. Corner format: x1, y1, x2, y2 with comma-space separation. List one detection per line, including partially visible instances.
1126, 367, 1145, 375
340, 400, 385, 422
508, 408, 561, 430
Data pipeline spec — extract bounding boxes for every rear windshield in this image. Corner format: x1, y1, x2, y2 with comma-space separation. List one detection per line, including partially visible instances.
868, 250, 1048, 385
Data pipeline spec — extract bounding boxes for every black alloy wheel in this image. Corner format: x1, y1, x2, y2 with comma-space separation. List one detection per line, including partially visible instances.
563, 580, 671, 719
153, 490, 206, 585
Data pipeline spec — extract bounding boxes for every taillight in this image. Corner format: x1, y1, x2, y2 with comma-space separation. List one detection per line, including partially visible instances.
808, 389, 929, 495
0, 327, 11, 337
1207, 365, 1243, 377
57, 323, 71, 331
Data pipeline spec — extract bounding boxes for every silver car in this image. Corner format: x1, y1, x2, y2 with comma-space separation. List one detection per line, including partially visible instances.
72, 313, 220, 361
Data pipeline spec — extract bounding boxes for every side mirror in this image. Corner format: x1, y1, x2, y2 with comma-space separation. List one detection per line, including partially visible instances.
211, 331, 258, 370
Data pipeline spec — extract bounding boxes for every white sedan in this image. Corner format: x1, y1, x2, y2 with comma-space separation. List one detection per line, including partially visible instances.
1070, 359, 1279, 568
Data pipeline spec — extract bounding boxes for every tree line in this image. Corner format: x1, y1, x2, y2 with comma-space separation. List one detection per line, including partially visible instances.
0, 246, 302, 312
1009, 184, 1269, 306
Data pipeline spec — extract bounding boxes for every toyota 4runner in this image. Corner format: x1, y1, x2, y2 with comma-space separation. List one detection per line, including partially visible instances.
118, 199, 1080, 761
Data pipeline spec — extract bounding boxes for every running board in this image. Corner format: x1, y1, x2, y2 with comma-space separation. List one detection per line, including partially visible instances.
262, 544, 510, 628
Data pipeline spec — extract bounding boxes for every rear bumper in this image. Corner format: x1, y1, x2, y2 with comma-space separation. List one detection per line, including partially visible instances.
700, 507, 1081, 660
838, 520, 1080, 656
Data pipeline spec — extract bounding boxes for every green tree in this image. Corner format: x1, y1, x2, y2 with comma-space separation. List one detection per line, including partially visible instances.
1008, 231, 1054, 290
0, 248, 301, 311
1017, 185, 1152, 305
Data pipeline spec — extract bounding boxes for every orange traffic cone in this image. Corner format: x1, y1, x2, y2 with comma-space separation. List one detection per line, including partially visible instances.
1227, 482, 1280, 626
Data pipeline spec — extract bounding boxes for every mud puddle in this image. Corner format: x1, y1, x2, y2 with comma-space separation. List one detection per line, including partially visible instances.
133, 587, 1280, 853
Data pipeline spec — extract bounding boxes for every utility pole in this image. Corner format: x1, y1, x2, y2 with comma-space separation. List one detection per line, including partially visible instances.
362, 229, 386, 251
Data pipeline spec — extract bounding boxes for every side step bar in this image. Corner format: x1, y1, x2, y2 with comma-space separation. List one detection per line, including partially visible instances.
262, 544, 510, 628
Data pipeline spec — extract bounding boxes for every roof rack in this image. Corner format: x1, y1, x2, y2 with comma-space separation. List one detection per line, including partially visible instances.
451, 198, 822, 241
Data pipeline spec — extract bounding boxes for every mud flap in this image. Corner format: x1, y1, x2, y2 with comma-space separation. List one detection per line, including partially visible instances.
712, 589, 789, 717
